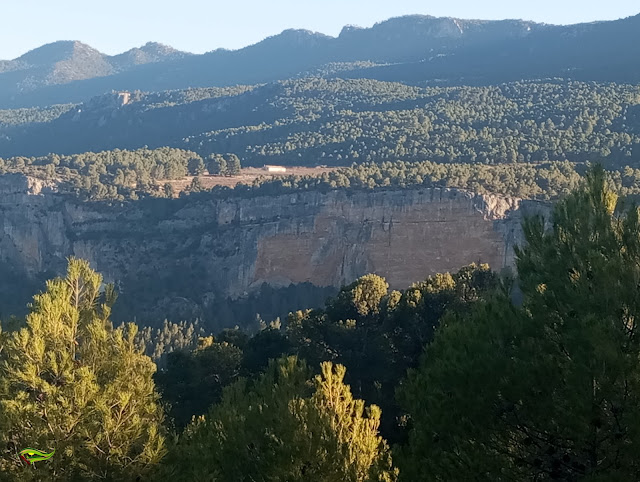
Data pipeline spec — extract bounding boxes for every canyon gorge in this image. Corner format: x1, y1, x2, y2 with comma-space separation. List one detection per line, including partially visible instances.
0, 174, 548, 329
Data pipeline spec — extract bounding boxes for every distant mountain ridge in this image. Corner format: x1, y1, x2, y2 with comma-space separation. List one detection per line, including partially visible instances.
1, 13, 639, 108
0, 40, 188, 92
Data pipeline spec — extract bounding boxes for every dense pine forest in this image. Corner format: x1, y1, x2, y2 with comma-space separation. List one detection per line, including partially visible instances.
1, 79, 640, 203
1, 80, 640, 165
4, 146, 640, 204
2, 167, 640, 480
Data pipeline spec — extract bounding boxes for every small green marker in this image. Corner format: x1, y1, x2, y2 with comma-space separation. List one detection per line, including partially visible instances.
19, 448, 55, 465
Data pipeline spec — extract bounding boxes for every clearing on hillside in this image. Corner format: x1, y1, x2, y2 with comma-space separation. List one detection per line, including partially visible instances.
162, 166, 335, 195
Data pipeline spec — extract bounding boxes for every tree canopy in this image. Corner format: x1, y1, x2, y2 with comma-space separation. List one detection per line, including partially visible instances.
0, 258, 165, 481
399, 166, 640, 480
162, 356, 397, 481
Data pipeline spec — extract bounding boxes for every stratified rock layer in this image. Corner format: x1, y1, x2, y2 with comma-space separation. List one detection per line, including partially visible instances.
0, 174, 549, 325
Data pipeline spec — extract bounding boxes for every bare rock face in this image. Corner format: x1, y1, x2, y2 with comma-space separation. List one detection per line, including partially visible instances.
0, 175, 550, 326
250, 189, 522, 292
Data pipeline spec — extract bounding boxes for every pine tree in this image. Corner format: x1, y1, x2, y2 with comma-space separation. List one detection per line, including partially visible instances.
155, 340, 243, 430
0, 258, 166, 481
187, 157, 205, 176
188, 176, 204, 193
162, 356, 397, 481
399, 166, 640, 480
225, 154, 241, 176
305, 362, 398, 482
206, 155, 227, 176
329, 274, 389, 319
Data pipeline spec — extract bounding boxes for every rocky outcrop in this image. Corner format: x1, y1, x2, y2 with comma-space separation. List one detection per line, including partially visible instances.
0, 174, 550, 326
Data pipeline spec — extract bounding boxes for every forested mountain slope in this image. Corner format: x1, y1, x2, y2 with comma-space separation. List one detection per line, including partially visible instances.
2, 79, 640, 169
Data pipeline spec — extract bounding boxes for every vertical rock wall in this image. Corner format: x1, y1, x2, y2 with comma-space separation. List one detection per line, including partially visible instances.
0, 175, 549, 325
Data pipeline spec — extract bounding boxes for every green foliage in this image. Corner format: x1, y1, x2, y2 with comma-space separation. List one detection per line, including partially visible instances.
155, 340, 243, 430
137, 85, 259, 110
163, 182, 175, 198
400, 166, 640, 480
206, 154, 227, 176
188, 157, 206, 176
3, 78, 640, 203
162, 356, 397, 481
0, 146, 199, 201
0, 258, 165, 481
3, 140, 640, 204
0, 104, 75, 127
289, 265, 497, 443
241, 326, 291, 374
152, 322, 291, 431
187, 176, 205, 193
330, 274, 389, 319
187, 79, 640, 170
209, 159, 636, 202
205, 153, 241, 177
310, 362, 397, 482
216, 327, 249, 348
226, 153, 241, 175
135, 319, 206, 367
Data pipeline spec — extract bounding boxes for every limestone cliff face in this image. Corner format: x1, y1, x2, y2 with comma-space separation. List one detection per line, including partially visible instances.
0, 174, 549, 326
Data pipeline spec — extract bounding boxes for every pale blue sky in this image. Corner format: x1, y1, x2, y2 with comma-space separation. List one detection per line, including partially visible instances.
4, 0, 639, 60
